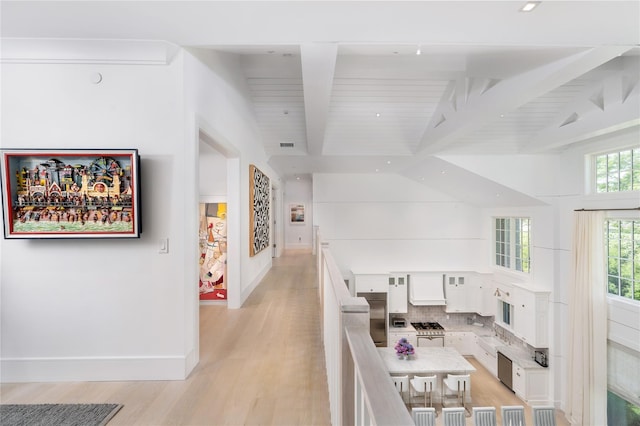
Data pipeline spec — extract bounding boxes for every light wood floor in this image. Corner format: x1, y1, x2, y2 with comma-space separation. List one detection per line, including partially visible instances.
1, 250, 568, 425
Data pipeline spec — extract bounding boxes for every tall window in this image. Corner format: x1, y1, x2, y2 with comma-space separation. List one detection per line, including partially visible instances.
494, 217, 530, 273
595, 148, 640, 193
606, 219, 639, 301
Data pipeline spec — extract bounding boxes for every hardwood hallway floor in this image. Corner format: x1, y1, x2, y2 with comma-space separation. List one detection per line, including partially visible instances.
1, 250, 567, 426
0, 250, 331, 426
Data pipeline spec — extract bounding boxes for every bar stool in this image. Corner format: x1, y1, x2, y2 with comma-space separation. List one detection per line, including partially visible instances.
410, 375, 438, 408
391, 375, 410, 404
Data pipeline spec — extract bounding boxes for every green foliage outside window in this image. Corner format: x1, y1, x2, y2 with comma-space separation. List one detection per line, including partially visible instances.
596, 148, 640, 193
608, 391, 640, 426
494, 217, 530, 273
607, 220, 640, 301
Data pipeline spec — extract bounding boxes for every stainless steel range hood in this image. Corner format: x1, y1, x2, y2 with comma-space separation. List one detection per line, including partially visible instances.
409, 273, 446, 306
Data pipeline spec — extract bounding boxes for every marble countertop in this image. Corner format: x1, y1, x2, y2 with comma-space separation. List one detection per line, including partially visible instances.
388, 325, 416, 333
378, 347, 476, 374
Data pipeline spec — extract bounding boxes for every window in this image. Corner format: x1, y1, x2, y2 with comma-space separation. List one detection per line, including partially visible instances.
494, 217, 530, 273
595, 148, 640, 193
606, 219, 640, 301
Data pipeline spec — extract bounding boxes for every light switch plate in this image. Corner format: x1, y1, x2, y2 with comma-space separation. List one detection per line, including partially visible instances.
159, 238, 169, 254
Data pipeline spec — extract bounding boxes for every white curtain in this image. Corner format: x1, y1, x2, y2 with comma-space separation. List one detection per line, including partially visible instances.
566, 211, 608, 425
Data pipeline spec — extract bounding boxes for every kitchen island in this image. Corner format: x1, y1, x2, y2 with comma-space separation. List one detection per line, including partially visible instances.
378, 346, 476, 403
378, 346, 476, 374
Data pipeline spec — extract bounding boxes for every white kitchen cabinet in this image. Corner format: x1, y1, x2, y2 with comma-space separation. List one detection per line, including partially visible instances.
388, 329, 417, 348
512, 361, 549, 404
445, 274, 472, 313
388, 274, 408, 314
474, 274, 495, 316
512, 362, 525, 397
473, 336, 497, 377
512, 286, 549, 348
354, 274, 388, 293
444, 332, 474, 356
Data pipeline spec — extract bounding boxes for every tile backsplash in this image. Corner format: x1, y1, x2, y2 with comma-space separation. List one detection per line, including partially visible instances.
390, 304, 494, 328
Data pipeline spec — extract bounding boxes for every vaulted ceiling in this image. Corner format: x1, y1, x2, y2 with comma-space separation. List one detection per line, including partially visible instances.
2, 1, 639, 205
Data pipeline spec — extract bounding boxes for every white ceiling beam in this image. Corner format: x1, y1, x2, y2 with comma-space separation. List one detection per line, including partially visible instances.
415, 46, 634, 155
525, 91, 640, 153
300, 43, 337, 156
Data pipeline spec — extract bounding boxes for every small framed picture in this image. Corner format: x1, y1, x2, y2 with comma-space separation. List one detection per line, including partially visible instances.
289, 203, 305, 224
0, 148, 141, 239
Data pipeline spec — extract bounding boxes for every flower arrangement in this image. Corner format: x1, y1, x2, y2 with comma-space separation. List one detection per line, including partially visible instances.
394, 337, 415, 358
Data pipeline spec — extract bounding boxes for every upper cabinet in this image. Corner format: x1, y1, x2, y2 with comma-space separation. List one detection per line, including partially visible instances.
444, 274, 472, 313
445, 273, 495, 315
512, 286, 550, 348
475, 274, 496, 316
354, 274, 388, 293
388, 274, 408, 313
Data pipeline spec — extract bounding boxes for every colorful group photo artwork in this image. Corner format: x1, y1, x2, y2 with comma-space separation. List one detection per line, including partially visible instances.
0, 149, 141, 239
199, 202, 227, 301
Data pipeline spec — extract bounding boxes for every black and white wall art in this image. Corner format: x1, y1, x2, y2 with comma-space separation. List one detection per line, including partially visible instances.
249, 164, 270, 256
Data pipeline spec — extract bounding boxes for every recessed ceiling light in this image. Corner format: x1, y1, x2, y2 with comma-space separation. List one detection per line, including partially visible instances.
441, 170, 446, 174
520, 1, 540, 12
296, 176, 300, 180
496, 193, 501, 197
375, 169, 380, 173
416, 46, 422, 56
376, 112, 381, 117
386, 160, 391, 165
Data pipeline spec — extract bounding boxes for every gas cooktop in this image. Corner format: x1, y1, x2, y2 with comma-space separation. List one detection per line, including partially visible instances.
411, 322, 445, 336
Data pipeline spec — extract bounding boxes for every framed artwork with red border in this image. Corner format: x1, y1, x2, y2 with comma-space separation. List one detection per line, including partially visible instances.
0, 148, 141, 239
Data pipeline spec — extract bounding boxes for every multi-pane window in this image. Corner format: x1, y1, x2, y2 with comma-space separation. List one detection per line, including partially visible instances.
494, 217, 530, 273
606, 219, 640, 301
595, 148, 640, 193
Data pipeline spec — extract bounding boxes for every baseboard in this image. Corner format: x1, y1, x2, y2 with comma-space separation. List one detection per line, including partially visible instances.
285, 243, 313, 250
1, 355, 189, 383
240, 261, 271, 306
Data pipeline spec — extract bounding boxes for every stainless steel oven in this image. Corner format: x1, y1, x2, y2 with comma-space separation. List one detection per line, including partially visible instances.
417, 335, 444, 347
411, 322, 445, 347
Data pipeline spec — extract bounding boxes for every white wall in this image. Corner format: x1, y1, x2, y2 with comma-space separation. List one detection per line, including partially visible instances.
0, 41, 282, 383
313, 173, 485, 277
183, 48, 281, 308
0, 44, 189, 381
199, 140, 227, 198
284, 178, 313, 250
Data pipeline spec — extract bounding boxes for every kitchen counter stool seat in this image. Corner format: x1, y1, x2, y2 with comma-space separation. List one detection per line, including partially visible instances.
442, 374, 471, 409
412, 407, 436, 426
410, 374, 437, 408
532, 406, 556, 426
501, 405, 525, 426
472, 406, 497, 426
391, 375, 410, 405
442, 407, 467, 426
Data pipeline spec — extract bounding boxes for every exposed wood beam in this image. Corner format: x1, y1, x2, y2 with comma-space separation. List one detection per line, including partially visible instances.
300, 43, 337, 156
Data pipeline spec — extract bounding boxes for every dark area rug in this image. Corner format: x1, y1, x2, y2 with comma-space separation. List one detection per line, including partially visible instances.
0, 403, 122, 426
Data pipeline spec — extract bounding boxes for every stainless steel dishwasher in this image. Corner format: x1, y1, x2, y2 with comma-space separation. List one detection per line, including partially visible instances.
497, 351, 513, 391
